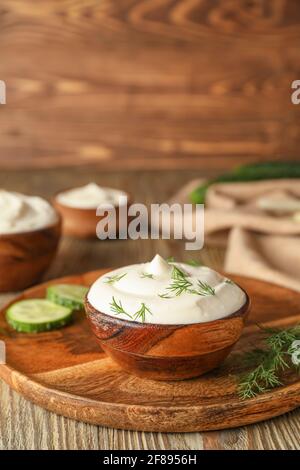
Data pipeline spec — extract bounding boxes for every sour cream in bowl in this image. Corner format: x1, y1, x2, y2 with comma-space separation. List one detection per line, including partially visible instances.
0, 190, 58, 234
0, 190, 61, 292
54, 183, 130, 238
85, 254, 250, 380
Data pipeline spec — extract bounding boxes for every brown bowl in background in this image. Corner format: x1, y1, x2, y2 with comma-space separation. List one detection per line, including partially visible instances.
0, 216, 61, 292
53, 190, 131, 239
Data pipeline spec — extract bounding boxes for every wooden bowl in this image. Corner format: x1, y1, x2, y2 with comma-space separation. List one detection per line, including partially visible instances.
0, 217, 61, 293
85, 291, 250, 381
53, 190, 131, 239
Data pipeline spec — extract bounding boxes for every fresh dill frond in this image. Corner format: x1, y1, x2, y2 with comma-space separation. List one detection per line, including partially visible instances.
239, 363, 282, 400
166, 278, 193, 297
192, 280, 215, 296
105, 273, 127, 284
140, 272, 154, 279
109, 297, 133, 319
110, 297, 152, 323
161, 266, 215, 298
167, 256, 203, 267
171, 265, 188, 280
158, 293, 172, 299
238, 324, 300, 399
266, 326, 300, 350
133, 303, 152, 322
186, 259, 202, 267
165, 267, 192, 296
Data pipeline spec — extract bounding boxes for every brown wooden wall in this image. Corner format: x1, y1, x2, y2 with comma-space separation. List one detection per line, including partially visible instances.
1, 0, 300, 171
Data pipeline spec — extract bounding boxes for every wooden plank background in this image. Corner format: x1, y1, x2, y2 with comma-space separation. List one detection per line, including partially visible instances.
0, 0, 300, 171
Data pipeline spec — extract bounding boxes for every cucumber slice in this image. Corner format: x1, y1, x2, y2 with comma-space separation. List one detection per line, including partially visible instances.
46, 284, 88, 310
6, 299, 73, 333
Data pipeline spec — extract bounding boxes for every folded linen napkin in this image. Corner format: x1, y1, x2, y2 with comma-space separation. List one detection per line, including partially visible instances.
170, 179, 300, 292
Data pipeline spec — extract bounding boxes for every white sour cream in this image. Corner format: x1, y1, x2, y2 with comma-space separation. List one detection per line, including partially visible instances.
0, 190, 58, 234
56, 183, 128, 209
88, 254, 247, 325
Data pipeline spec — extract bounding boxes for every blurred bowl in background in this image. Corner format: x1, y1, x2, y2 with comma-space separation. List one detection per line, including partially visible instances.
0, 216, 61, 292
54, 186, 131, 239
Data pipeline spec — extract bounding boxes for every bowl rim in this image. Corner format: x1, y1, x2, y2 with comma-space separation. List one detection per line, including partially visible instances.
0, 212, 61, 239
84, 285, 250, 329
53, 185, 132, 212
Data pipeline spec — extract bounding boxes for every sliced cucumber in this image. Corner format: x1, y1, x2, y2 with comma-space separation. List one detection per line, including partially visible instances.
46, 284, 88, 310
6, 299, 73, 333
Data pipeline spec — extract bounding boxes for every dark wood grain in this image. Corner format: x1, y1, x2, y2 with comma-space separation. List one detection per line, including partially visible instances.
0, 270, 300, 432
0, 219, 61, 292
1, 0, 300, 170
85, 294, 249, 380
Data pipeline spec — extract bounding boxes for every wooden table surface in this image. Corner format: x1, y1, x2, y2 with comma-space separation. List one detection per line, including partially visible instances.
1, 0, 300, 171
0, 167, 299, 450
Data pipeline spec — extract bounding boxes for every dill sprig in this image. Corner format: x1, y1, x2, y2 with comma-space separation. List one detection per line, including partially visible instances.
171, 265, 188, 280
186, 259, 202, 267
238, 324, 300, 399
140, 272, 154, 279
159, 265, 215, 298
134, 303, 152, 322
166, 256, 201, 267
192, 280, 215, 296
239, 365, 282, 399
109, 297, 152, 323
166, 278, 193, 297
110, 297, 132, 319
165, 266, 192, 296
105, 273, 127, 284
158, 293, 172, 299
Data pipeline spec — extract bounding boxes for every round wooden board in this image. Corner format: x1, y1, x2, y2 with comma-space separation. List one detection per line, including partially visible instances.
0, 270, 300, 433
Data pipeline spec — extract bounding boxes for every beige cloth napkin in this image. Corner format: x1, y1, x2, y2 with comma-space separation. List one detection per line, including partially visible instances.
171, 179, 300, 293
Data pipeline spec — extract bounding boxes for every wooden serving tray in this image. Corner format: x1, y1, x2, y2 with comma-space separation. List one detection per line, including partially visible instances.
0, 270, 300, 432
